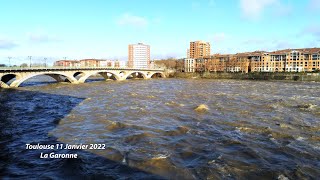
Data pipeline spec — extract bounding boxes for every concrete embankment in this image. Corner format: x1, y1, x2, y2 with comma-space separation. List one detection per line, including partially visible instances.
173, 72, 320, 82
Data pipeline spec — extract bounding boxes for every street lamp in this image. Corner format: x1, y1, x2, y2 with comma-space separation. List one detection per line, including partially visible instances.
63, 57, 67, 68
8, 56, 12, 67
44, 58, 47, 67
28, 56, 32, 67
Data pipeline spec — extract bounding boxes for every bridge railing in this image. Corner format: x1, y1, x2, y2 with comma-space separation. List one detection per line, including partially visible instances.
0, 66, 164, 71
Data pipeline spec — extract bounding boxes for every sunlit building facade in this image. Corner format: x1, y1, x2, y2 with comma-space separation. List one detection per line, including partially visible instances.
184, 58, 196, 72
128, 43, 150, 69
54, 60, 80, 67
54, 59, 122, 68
190, 48, 320, 73
188, 41, 211, 59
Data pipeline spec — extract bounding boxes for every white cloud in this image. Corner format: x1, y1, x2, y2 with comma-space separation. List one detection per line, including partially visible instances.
28, 33, 59, 42
209, 33, 228, 43
0, 38, 18, 49
27, 29, 60, 43
240, 0, 277, 19
240, 37, 299, 52
117, 13, 148, 28
272, 40, 295, 50
300, 25, 320, 38
240, 0, 292, 20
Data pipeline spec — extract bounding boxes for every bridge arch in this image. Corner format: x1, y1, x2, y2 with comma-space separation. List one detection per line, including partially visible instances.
149, 72, 165, 78
125, 72, 148, 80
1, 74, 19, 84
9, 72, 78, 87
0, 73, 20, 88
78, 71, 120, 83
73, 72, 86, 80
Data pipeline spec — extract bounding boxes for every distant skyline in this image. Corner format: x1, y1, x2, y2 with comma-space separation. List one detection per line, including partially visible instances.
1, 0, 320, 65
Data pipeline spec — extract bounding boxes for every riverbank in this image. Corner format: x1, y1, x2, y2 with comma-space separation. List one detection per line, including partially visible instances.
172, 72, 320, 82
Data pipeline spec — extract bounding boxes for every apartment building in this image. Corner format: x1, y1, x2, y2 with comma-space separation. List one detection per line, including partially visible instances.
79, 59, 106, 67
118, 61, 127, 68
188, 41, 211, 59
282, 48, 320, 72
202, 54, 227, 72
54, 59, 123, 67
184, 58, 196, 72
149, 61, 155, 69
189, 48, 320, 73
99, 60, 117, 67
100, 60, 127, 68
128, 43, 150, 69
54, 60, 80, 67
252, 48, 320, 72
114, 60, 121, 68
195, 58, 209, 72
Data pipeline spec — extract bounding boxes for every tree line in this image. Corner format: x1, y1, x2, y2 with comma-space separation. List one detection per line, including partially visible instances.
154, 58, 184, 72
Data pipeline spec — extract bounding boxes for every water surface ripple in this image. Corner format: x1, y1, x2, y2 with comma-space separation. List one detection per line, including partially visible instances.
1, 79, 319, 179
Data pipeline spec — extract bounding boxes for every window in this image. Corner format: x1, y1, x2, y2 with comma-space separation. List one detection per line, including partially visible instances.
312, 54, 318, 60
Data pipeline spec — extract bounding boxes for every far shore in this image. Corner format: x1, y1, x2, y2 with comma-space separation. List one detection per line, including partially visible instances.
169, 72, 320, 82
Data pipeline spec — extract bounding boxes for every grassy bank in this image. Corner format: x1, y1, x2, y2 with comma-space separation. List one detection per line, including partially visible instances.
173, 72, 320, 82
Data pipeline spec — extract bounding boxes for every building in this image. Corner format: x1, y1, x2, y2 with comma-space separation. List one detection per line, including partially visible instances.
249, 48, 320, 72
113, 60, 120, 68
128, 43, 150, 69
118, 61, 127, 68
54, 60, 80, 67
190, 48, 320, 73
270, 48, 320, 72
149, 60, 155, 69
188, 41, 211, 59
203, 54, 232, 72
53, 59, 128, 68
79, 59, 106, 67
99, 60, 120, 67
184, 58, 195, 72
99, 60, 109, 67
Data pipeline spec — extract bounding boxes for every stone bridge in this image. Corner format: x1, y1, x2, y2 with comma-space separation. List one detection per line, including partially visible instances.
0, 67, 165, 88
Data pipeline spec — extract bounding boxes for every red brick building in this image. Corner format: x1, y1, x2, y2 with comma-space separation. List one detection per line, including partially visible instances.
54, 60, 79, 67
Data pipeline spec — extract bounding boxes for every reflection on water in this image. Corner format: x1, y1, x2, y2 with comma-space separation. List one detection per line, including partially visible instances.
1, 78, 320, 179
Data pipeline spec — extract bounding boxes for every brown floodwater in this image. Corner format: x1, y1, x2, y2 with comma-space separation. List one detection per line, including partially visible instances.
0, 77, 319, 179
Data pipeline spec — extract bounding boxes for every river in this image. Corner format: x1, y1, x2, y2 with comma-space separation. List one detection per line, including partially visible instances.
0, 78, 319, 179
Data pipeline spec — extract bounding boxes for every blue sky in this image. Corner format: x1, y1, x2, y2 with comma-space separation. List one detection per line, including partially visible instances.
0, 0, 320, 65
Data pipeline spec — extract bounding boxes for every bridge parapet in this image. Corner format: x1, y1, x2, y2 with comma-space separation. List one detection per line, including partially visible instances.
0, 66, 164, 71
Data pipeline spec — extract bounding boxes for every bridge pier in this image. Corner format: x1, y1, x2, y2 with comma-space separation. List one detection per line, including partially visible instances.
118, 77, 127, 81
99, 72, 109, 81
48, 74, 67, 83
0, 81, 10, 88
10, 79, 22, 88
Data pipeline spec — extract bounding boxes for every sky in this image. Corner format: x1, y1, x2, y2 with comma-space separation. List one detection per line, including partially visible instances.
0, 0, 320, 65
